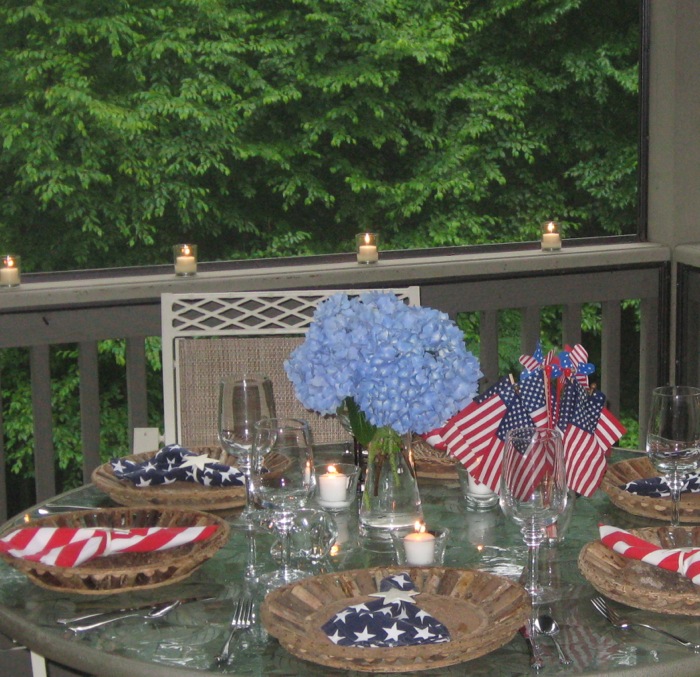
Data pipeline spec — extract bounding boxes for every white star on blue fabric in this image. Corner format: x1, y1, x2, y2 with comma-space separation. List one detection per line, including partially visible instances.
369, 587, 419, 605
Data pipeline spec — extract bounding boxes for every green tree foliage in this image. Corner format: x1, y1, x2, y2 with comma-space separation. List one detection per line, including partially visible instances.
0, 0, 639, 271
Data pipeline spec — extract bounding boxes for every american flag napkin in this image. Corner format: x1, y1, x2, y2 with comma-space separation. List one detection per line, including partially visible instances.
599, 524, 700, 584
321, 572, 451, 648
111, 445, 245, 487
620, 474, 700, 498
0, 524, 220, 567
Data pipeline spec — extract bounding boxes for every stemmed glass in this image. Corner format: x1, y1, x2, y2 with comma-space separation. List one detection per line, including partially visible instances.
218, 374, 276, 526
646, 385, 700, 528
500, 425, 567, 668
500, 426, 567, 601
249, 418, 315, 589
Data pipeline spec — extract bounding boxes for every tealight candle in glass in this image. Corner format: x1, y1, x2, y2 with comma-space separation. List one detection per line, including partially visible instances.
0, 255, 20, 287
173, 244, 197, 276
356, 232, 379, 264
541, 221, 562, 251
391, 522, 449, 566
315, 463, 360, 511
456, 464, 499, 510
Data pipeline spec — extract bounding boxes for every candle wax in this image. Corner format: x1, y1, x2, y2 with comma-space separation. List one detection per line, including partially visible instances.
468, 473, 496, 496
0, 267, 20, 286
541, 233, 561, 250
318, 470, 348, 503
175, 255, 197, 274
357, 245, 378, 263
403, 530, 436, 566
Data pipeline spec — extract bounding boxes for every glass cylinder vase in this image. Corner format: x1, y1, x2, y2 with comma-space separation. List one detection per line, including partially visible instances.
359, 431, 423, 543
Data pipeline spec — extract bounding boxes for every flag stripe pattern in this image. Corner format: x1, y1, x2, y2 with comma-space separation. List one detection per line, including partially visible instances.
0, 525, 219, 567
600, 524, 700, 585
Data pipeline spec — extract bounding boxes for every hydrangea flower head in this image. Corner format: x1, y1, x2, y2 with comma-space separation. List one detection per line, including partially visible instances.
284, 292, 482, 434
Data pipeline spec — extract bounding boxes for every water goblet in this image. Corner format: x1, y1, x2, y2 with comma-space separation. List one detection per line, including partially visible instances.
500, 426, 567, 603
646, 385, 700, 528
249, 418, 315, 589
218, 374, 275, 526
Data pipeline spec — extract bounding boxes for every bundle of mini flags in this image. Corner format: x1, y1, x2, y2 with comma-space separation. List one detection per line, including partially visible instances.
620, 474, 700, 498
600, 524, 700, 585
111, 445, 245, 488
321, 572, 451, 648
0, 525, 220, 568
426, 343, 626, 497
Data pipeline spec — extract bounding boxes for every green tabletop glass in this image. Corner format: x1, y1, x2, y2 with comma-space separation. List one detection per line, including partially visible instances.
1, 448, 700, 677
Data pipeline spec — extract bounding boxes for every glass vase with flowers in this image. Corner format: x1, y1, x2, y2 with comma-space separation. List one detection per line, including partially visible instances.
285, 291, 482, 540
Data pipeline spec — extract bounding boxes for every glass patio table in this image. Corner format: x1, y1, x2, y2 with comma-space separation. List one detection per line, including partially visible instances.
0, 448, 700, 677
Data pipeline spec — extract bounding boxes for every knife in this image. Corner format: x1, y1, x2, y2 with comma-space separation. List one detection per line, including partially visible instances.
56, 594, 216, 626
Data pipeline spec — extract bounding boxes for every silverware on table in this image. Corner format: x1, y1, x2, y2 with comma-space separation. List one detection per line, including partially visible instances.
534, 614, 572, 665
214, 599, 255, 665
63, 599, 182, 633
591, 596, 700, 652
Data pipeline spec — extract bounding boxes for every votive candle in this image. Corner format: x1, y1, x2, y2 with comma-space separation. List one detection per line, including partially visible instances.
173, 244, 197, 276
356, 232, 379, 264
0, 255, 20, 287
403, 521, 436, 566
541, 221, 562, 251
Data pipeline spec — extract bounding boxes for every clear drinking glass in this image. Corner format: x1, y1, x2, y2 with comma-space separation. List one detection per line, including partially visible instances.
500, 426, 567, 669
646, 385, 700, 527
249, 418, 315, 589
500, 426, 567, 600
218, 374, 275, 525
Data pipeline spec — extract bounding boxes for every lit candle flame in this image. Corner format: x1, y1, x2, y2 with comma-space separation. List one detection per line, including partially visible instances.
546, 221, 558, 234
414, 520, 426, 534
6, 257, 14, 269
364, 233, 371, 245
327, 465, 337, 475
182, 245, 191, 256
330, 543, 340, 557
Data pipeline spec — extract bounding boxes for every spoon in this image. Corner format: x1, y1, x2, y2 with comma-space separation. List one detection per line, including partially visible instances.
535, 614, 572, 665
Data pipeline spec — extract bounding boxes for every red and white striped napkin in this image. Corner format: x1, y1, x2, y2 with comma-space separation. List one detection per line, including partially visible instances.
0, 525, 219, 568
599, 524, 700, 584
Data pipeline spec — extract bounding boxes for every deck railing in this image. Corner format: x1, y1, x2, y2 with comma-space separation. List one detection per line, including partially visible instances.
0, 241, 673, 519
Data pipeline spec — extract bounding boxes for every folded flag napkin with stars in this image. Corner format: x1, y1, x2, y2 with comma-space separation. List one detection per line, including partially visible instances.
111, 445, 245, 488
619, 474, 700, 498
0, 524, 220, 568
321, 572, 450, 648
599, 524, 700, 585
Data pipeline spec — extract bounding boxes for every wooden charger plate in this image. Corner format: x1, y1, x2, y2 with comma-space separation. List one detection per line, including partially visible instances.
0, 507, 229, 595
579, 526, 700, 615
601, 456, 700, 523
92, 447, 288, 512
412, 436, 458, 481
260, 566, 530, 673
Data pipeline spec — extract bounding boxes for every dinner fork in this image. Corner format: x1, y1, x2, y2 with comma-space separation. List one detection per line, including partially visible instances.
214, 599, 255, 665
591, 596, 700, 652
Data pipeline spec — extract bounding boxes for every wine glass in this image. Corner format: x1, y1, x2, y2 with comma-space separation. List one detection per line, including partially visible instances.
500, 426, 567, 600
249, 418, 315, 589
646, 385, 700, 528
218, 374, 276, 526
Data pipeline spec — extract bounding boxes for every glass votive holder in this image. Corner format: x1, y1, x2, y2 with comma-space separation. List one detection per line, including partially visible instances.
541, 220, 562, 251
315, 463, 360, 511
271, 508, 338, 562
391, 526, 449, 567
355, 232, 379, 264
173, 243, 197, 276
456, 464, 499, 510
0, 255, 21, 287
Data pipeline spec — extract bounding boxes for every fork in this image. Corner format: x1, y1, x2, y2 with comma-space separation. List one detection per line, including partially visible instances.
214, 599, 255, 665
591, 596, 700, 652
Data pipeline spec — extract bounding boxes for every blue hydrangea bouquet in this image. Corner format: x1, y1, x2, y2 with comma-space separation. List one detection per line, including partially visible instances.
284, 291, 482, 491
